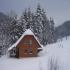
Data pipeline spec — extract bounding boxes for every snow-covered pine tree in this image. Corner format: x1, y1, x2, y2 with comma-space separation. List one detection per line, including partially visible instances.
8, 12, 23, 44
27, 8, 33, 29
20, 9, 28, 31
9, 16, 18, 44
34, 4, 44, 44
20, 8, 34, 31
41, 9, 51, 45
34, 4, 51, 45
0, 12, 12, 55
49, 17, 55, 43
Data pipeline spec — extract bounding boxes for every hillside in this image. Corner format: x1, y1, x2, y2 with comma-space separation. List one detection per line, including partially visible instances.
55, 20, 70, 39
0, 12, 10, 28
0, 36, 70, 70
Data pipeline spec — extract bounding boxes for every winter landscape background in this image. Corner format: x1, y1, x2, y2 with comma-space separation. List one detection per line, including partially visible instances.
0, 0, 70, 70
0, 3, 70, 56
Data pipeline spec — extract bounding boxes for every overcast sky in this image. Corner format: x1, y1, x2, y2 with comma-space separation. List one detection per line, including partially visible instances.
0, 0, 70, 26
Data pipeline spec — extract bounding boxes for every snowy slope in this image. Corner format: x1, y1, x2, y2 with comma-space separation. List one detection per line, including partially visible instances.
45, 36, 70, 70
0, 36, 70, 70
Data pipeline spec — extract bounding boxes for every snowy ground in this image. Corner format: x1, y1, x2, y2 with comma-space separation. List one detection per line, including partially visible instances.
0, 36, 70, 70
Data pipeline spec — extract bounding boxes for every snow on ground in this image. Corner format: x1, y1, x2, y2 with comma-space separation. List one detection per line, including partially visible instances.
0, 36, 70, 70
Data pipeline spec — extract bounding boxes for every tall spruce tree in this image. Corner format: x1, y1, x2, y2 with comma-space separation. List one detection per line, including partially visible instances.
20, 8, 34, 30
49, 17, 55, 43
20, 9, 28, 31
35, 4, 44, 44
9, 16, 18, 44
8, 12, 23, 44
35, 4, 51, 45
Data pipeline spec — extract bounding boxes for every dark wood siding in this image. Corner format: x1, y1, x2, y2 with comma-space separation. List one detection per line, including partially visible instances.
16, 35, 41, 58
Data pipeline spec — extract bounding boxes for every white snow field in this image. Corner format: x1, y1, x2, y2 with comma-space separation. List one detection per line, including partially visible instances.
0, 36, 70, 70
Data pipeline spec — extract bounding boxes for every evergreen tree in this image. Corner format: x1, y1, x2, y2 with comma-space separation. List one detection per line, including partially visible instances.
20, 9, 28, 31
8, 12, 23, 44
9, 16, 18, 43
20, 8, 34, 30
34, 4, 44, 43
41, 9, 51, 45
35, 4, 51, 45
49, 17, 55, 43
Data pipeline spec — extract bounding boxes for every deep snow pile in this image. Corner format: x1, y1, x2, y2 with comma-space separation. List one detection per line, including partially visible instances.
0, 36, 70, 70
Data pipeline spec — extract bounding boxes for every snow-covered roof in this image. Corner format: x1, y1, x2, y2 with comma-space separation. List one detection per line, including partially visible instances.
8, 29, 43, 51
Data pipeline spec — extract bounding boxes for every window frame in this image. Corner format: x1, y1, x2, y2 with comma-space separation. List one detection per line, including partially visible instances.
24, 40, 32, 45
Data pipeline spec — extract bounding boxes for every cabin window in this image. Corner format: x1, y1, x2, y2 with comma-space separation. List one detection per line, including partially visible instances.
28, 48, 33, 54
24, 48, 32, 54
24, 40, 32, 45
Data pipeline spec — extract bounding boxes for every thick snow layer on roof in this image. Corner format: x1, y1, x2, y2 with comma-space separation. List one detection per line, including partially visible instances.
23, 29, 34, 35
8, 29, 43, 51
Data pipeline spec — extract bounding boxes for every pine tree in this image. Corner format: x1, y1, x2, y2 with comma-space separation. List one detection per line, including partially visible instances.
49, 17, 55, 43
34, 4, 44, 43
8, 12, 23, 44
35, 4, 51, 45
20, 9, 28, 31
9, 16, 18, 43
20, 8, 34, 30
41, 9, 51, 45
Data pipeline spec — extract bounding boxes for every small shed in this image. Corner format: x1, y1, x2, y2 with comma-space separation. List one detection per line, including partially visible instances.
8, 29, 43, 58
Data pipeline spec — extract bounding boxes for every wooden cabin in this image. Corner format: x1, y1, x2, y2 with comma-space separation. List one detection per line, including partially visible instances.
8, 29, 42, 58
